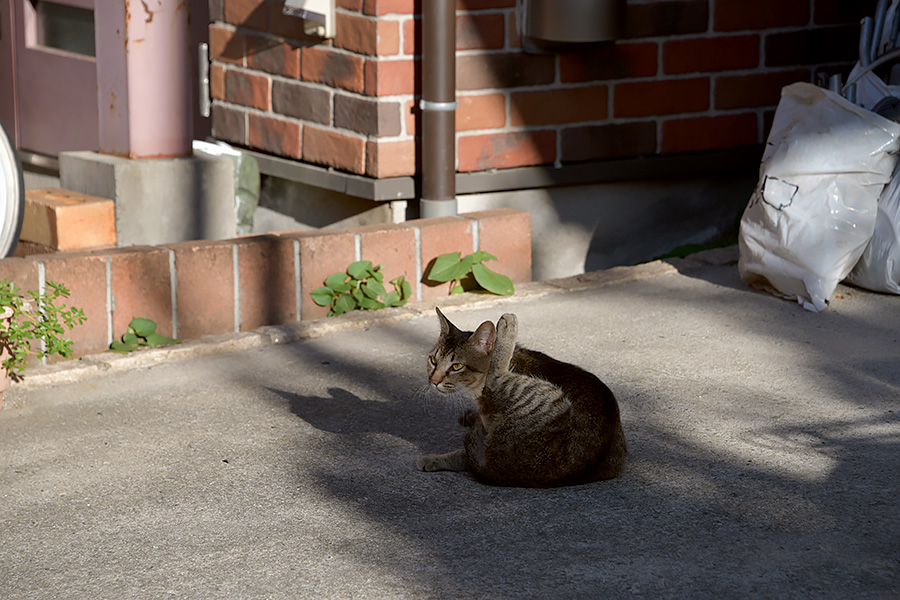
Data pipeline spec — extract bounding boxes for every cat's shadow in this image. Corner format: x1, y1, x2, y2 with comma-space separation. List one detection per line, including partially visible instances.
267, 385, 461, 451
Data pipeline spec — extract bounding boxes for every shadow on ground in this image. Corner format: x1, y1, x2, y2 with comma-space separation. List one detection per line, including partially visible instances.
2, 257, 898, 599
245, 263, 900, 597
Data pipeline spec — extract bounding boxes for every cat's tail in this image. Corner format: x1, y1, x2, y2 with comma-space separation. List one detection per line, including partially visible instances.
488, 313, 518, 376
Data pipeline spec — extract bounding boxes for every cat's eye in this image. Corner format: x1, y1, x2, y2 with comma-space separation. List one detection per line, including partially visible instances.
428, 355, 436, 365
450, 363, 464, 372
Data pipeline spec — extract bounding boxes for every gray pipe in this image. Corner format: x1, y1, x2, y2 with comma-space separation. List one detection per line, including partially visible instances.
420, 0, 458, 219
872, 0, 889, 62
861, 17, 874, 67
890, 4, 900, 49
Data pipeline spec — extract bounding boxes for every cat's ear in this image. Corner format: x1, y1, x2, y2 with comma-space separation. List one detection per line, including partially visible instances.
469, 321, 496, 357
435, 307, 460, 337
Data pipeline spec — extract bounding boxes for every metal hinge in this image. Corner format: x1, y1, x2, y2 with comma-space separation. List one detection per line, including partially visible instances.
199, 42, 210, 118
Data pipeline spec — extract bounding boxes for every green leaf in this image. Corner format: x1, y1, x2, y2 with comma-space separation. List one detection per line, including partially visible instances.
346, 260, 373, 280
109, 339, 139, 353
145, 332, 179, 346
428, 252, 474, 283
370, 270, 384, 283
122, 332, 141, 346
383, 290, 400, 307
431, 252, 461, 271
310, 287, 335, 307
332, 293, 357, 315
399, 279, 412, 304
324, 272, 351, 293
361, 280, 386, 300
357, 295, 379, 310
450, 284, 465, 295
130, 317, 156, 338
471, 263, 514, 296
469, 250, 498, 264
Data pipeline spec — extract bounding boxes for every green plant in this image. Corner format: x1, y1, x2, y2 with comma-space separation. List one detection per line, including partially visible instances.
311, 260, 412, 317
0, 278, 87, 378
109, 317, 179, 353
426, 251, 514, 296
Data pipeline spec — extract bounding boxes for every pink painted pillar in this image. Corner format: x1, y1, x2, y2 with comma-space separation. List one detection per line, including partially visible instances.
94, 0, 192, 158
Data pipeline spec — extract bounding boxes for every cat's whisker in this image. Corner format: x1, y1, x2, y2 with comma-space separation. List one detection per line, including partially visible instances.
443, 390, 477, 417
411, 384, 441, 416
413, 384, 474, 418
410, 384, 430, 403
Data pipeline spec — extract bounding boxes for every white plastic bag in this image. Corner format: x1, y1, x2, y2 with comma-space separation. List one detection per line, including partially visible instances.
738, 82, 900, 311
839, 0, 900, 295
845, 160, 900, 293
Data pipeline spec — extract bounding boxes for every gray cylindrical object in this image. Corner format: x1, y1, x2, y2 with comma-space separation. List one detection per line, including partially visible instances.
525, 0, 624, 44
420, 0, 457, 218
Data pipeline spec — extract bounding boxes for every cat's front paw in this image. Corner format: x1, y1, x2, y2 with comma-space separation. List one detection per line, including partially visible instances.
417, 449, 466, 472
497, 313, 518, 338
417, 455, 441, 472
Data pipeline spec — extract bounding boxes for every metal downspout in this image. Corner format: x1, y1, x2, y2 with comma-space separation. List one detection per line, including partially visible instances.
420, 0, 458, 218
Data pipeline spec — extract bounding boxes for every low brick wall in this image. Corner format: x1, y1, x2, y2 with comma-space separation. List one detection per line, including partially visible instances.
0, 208, 531, 361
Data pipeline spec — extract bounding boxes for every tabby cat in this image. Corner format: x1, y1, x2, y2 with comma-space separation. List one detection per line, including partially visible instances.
417, 307, 626, 487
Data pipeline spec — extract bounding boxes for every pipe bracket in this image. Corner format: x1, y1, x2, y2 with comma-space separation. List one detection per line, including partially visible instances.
419, 99, 459, 112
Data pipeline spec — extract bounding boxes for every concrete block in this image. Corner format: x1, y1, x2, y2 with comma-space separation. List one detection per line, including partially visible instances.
59, 151, 236, 247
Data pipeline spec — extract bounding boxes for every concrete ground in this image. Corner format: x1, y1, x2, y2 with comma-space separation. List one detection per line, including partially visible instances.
1, 248, 898, 599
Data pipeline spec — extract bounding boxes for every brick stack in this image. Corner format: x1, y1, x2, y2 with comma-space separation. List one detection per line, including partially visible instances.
209, 0, 876, 176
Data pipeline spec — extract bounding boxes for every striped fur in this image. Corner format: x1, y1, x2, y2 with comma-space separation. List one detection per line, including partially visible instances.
417, 308, 627, 487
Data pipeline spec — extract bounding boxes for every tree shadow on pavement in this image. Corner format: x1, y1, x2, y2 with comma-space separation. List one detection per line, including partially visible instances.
247, 264, 900, 598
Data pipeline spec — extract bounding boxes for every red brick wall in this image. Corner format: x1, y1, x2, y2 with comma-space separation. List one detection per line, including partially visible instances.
209, 0, 876, 177
0, 209, 531, 360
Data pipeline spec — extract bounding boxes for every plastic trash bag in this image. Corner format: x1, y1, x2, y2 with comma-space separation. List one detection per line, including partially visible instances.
738, 82, 900, 311
839, 0, 900, 295
845, 160, 900, 293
